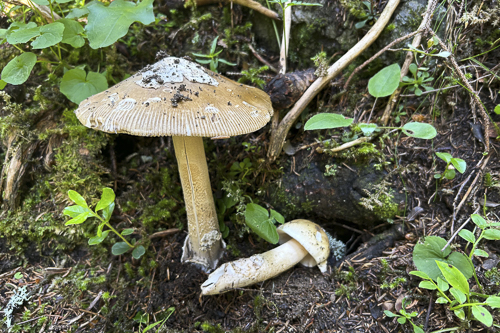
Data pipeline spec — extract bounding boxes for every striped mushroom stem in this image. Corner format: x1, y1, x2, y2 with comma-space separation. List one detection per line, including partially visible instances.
201, 219, 330, 295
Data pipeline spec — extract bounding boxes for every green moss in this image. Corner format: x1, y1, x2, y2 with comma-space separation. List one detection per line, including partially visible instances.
372, 189, 399, 220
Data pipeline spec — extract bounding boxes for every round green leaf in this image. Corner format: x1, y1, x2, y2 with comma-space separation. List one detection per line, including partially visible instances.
304, 113, 354, 130
494, 105, 500, 115
436, 152, 452, 164
112, 242, 132, 255
60, 69, 108, 104
6, 22, 40, 44
244, 203, 279, 244
444, 169, 456, 180
358, 123, 378, 136
368, 63, 401, 98
402, 122, 437, 139
1, 52, 37, 85
132, 245, 146, 259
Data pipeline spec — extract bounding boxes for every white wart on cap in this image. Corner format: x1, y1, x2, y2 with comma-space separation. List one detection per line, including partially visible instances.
75, 57, 273, 137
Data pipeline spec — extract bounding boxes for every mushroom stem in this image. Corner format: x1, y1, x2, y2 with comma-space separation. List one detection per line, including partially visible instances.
201, 238, 308, 295
173, 136, 223, 271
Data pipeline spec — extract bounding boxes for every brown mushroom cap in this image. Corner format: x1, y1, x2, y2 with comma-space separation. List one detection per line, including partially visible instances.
74, 57, 273, 137
277, 219, 330, 272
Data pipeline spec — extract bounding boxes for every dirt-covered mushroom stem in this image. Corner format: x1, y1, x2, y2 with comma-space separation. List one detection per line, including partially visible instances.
201, 219, 330, 295
173, 136, 222, 269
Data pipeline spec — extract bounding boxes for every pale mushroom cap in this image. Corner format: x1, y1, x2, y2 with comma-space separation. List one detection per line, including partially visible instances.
74, 57, 273, 137
277, 219, 330, 272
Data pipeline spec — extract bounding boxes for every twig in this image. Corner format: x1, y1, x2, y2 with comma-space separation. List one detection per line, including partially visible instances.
149, 228, 181, 239
247, 44, 278, 73
279, 1, 292, 74
380, 0, 438, 126
442, 207, 480, 252
267, 0, 401, 162
317, 137, 370, 153
197, 0, 280, 20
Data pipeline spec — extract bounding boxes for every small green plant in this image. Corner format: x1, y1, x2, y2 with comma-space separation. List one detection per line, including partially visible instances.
0, 0, 155, 103
384, 297, 424, 333
411, 214, 500, 328
324, 164, 338, 177
400, 64, 434, 96
238, 65, 268, 89
133, 307, 175, 333
192, 36, 236, 73
354, 1, 378, 29
63, 188, 146, 259
391, 105, 407, 124
13, 272, 23, 279
244, 203, 284, 243
434, 152, 467, 180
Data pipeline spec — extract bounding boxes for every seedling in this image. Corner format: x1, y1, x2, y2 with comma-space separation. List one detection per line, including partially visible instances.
244, 203, 284, 244
354, 1, 378, 29
192, 36, 236, 73
238, 65, 269, 89
133, 307, 175, 333
384, 297, 424, 333
400, 64, 434, 96
434, 152, 467, 180
411, 214, 500, 327
63, 188, 146, 259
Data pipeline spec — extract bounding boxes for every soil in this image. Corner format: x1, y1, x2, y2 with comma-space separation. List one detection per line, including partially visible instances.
1, 0, 500, 332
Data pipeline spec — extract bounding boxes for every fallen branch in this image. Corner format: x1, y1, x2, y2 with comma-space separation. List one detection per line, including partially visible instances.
267, 0, 401, 162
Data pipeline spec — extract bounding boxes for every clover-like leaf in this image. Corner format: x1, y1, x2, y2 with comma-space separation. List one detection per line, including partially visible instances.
1, 52, 37, 85
6, 22, 39, 44
60, 68, 108, 104
85, 0, 154, 49
132, 245, 146, 259
31, 22, 64, 49
59, 19, 85, 48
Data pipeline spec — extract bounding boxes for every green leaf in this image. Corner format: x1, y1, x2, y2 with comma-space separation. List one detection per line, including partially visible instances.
443, 169, 456, 180
471, 214, 487, 229
354, 20, 367, 29
195, 59, 212, 64
88, 230, 110, 245
121, 228, 134, 236
86, 0, 154, 49
409, 63, 417, 76
30, 0, 49, 5
483, 229, 500, 240
59, 19, 85, 48
473, 249, 488, 257
68, 190, 89, 208
270, 209, 285, 224
397, 317, 407, 324
304, 113, 354, 130
244, 203, 279, 244
0, 80, 6, 90
458, 229, 475, 243
112, 242, 131, 255
413, 236, 473, 281
485, 296, 500, 308
435, 297, 449, 304
6, 22, 40, 44
14, 272, 23, 279
419, 280, 437, 290
210, 36, 218, 54
384, 310, 398, 317
401, 122, 437, 139
409, 271, 430, 280
132, 245, 146, 259
96, 187, 115, 211
472, 306, 492, 327
102, 202, 115, 222
358, 123, 378, 136
436, 261, 469, 295
218, 58, 237, 66
436, 152, 452, 164
454, 308, 465, 320
449, 287, 466, 304
451, 158, 466, 174
437, 277, 449, 291
63, 205, 91, 217
1, 52, 37, 85
494, 105, 500, 115
31, 22, 64, 49
55, 0, 74, 3
67, 7, 90, 19
368, 63, 401, 98
412, 323, 425, 333
434, 51, 451, 58
65, 211, 92, 225
60, 69, 108, 104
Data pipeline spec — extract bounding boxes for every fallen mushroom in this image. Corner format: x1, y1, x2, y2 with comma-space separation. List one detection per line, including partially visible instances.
74, 56, 273, 271
201, 219, 330, 295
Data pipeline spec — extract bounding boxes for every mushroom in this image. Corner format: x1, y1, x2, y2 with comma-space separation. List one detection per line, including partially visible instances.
201, 219, 330, 295
74, 56, 273, 271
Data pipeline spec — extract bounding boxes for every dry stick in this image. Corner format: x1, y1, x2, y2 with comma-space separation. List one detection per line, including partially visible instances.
197, 0, 279, 19
380, 0, 438, 126
247, 44, 278, 73
267, 0, 401, 162
318, 137, 370, 153
426, 25, 491, 152
449, 154, 490, 235
442, 207, 480, 252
